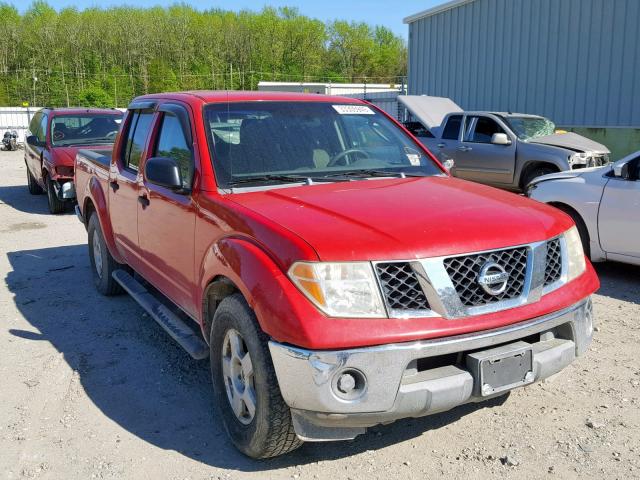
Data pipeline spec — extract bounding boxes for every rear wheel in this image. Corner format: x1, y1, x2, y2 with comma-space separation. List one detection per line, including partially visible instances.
46, 175, 67, 214
26, 165, 44, 195
210, 294, 302, 458
88, 214, 123, 296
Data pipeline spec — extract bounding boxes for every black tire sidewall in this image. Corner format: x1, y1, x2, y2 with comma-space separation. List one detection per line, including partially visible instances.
209, 295, 279, 458
88, 214, 112, 295
46, 175, 66, 213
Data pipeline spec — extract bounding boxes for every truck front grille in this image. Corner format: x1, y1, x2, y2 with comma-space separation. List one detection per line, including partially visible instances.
443, 247, 528, 307
544, 238, 562, 286
375, 262, 430, 311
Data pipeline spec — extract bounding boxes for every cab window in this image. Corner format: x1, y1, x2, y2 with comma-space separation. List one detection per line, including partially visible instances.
122, 111, 154, 171
38, 114, 48, 142
441, 115, 462, 140
154, 112, 194, 189
464, 116, 506, 143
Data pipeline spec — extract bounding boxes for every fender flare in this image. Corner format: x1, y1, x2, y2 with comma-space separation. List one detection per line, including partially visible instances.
198, 236, 316, 343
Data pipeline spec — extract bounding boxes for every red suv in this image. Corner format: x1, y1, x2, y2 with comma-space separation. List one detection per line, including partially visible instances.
24, 108, 122, 213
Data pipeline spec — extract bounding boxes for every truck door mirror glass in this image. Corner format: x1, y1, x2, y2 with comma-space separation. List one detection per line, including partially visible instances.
491, 133, 511, 145
145, 157, 184, 191
613, 159, 640, 180
26, 135, 43, 147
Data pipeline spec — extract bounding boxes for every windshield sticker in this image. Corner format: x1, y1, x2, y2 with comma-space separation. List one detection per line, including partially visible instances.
332, 105, 375, 115
406, 154, 421, 166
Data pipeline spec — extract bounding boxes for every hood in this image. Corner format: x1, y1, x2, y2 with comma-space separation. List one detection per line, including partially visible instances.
529, 132, 609, 154
51, 145, 113, 167
229, 177, 573, 261
398, 95, 463, 130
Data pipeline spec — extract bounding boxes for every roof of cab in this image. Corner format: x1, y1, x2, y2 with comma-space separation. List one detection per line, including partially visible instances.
130, 90, 365, 105
43, 107, 122, 116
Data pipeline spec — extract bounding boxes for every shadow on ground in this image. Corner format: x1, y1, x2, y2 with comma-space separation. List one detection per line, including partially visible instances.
594, 262, 640, 304
6, 244, 512, 471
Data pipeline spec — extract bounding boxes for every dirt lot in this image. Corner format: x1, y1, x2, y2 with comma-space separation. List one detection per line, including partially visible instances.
0, 149, 639, 480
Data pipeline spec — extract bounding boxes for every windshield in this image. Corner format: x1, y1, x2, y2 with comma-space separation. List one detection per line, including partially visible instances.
51, 114, 122, 146
503, 116, 556, 141
204, 102, 443, 188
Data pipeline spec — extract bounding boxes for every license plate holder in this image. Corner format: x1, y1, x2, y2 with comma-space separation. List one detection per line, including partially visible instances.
466, 341, 534, 397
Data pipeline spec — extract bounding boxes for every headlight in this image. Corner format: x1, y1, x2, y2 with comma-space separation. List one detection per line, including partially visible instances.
569, 152, 591, 168
563, 226, 586, 281
288, 262, 385, 318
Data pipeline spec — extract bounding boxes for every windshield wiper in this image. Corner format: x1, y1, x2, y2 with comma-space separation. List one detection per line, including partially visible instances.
227, 174, 347, 187
325, 169, 427, 179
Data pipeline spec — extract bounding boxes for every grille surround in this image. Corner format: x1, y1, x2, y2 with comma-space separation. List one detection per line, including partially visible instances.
375, 262, 430, 312
443, 247, 529, 307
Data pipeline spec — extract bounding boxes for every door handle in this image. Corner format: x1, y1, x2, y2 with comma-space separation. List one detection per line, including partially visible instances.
458, 146, 472, 152
109, 180, 119, 192
138, 194, 150, 208
436, 143, 446, 148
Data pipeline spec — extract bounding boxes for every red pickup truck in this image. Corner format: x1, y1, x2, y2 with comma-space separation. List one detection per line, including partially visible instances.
25, 107, 122, 213
74, 91, 599, 459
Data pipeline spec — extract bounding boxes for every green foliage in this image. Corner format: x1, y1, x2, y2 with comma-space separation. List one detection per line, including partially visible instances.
0, 2, 407, 107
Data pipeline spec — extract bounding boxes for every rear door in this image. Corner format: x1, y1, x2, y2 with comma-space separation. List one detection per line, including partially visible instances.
598, 158, 640, 261
453, 115, 516, 185
431, 114, 463, 165
137, 102, 198, 315
109, 105, 156, 269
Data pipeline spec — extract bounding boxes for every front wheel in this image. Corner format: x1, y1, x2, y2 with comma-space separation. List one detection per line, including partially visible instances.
26, 165, 44, 195
88, 214, 123, 296
521, 165, 557, 190
46, 175, 67, 214
210, 294, 302, 458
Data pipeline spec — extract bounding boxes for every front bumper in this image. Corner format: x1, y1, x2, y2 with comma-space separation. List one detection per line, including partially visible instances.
51, 178, 76, 200
269, 297, 594, 441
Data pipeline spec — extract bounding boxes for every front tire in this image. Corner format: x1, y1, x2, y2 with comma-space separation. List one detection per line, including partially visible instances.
210, 294, 302, 458
26, 165, 44, 195
88, 214, 123, 296
46, 175, 67, 214
521, 165, 556, 190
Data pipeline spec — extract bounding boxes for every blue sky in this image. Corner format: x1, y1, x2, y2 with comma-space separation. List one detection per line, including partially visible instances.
17, 0, 442, 38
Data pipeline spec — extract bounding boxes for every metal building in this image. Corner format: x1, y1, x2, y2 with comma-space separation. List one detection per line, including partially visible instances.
404, 0, 640, 159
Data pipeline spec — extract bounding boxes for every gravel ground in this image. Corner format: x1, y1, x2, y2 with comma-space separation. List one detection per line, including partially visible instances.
0, 149, 639, 480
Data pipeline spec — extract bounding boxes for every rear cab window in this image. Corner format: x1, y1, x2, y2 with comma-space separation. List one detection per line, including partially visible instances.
122, 111, 154, 171
441, 115, 462, 140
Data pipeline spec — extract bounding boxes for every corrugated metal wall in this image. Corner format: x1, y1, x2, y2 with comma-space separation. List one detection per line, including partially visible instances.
407, 0, 640, 127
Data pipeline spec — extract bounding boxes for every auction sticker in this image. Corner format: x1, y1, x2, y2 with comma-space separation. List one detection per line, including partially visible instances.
333, 105, 375, 115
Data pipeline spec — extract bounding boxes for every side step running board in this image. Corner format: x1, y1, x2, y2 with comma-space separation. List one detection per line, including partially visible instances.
112, 270, 209, 360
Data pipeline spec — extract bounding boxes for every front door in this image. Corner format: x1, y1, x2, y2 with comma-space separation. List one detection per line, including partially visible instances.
109, 108, 155, 268
25, 112, 48, 184
598, 161, 640, 260
137, 103, 197, 315
454, 115, 516, 185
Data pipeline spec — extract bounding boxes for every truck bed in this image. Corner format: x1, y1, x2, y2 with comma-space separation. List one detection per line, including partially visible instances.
75, 148, 112, 219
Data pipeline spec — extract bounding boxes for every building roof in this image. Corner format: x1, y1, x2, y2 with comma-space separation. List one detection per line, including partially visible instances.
403, 0, 477, 24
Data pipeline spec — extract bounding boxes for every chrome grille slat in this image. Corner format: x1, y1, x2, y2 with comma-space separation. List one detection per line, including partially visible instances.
544, 238, 562, 286
443, 247, 528, 307
375, 263, 430, 311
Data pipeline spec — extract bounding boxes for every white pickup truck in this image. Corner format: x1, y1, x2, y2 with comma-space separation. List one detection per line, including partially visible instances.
398, 96, 611, 192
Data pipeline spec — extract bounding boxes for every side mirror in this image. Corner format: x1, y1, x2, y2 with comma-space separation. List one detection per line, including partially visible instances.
613, 160, 638, 180
145, 157, 183, 190
442, 159, 455, 172
491, 133, 512, 145
26, 135, 43, 147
